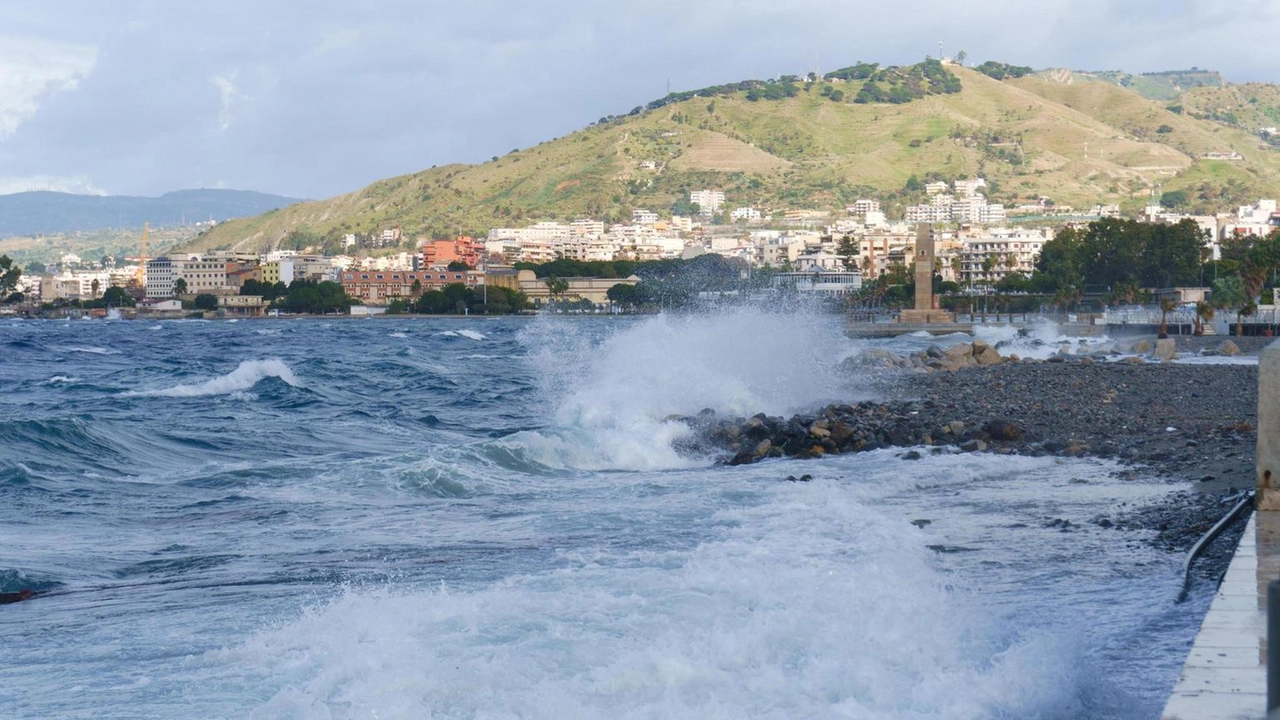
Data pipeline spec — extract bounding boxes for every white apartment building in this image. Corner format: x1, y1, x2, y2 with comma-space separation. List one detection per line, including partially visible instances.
771, 270, 863, 296
954, 178, 987, 197
849, 199, 881, 216
570, 218, 605, 236
956, 227, 1053, 286
730, 206, 761, 222
690, 189, 725, 215
924, 181, 950, 195
632, 209, 659, 225
146, 255, 226, 298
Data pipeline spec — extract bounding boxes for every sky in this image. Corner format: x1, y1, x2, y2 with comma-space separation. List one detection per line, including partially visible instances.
3, 0, 1279, 200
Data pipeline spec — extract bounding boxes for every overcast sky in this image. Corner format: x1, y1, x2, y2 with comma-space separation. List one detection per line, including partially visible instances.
3, 0, 1278, 200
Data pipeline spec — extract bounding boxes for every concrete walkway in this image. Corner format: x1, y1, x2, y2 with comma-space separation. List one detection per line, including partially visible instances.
1162, 513, 1270, 719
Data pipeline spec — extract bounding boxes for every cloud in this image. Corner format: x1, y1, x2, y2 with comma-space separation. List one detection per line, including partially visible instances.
0, 36, 96, 139
4, 0, 1280, 199
211, 72, 247, 132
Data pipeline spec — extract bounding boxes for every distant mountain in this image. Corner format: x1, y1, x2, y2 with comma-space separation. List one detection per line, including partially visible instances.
0, 189, 304, 238
187, 60, 1280, 254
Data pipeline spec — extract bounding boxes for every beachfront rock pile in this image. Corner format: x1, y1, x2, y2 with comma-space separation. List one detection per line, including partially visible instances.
846, 337, 1249, 374
677, 401, 1037, 466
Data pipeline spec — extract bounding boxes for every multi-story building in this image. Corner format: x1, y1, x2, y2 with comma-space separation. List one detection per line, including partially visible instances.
849, 199, 881, 216
689, 189, 725, 215
145, 254, 229, 298
730, 207, 761, 222
340, 268, 480, 304
956, 227, 1053, 287
261, 261, 281, 285
421, 237, 482, 269
632, 209, 659, 225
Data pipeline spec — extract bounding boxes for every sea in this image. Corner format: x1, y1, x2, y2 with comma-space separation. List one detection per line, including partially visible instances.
0, 312, 1223, 719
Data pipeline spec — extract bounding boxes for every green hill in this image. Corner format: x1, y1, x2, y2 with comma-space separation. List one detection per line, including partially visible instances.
187, 61, 1280, 254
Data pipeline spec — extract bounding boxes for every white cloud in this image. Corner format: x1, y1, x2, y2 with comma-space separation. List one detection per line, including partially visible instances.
211, 72, 247, 132
0, 37, 97, 139
0, 174, 106, 195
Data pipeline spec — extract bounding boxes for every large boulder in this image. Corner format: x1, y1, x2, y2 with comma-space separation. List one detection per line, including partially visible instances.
975, 346, 1003, 365
1130, 339, 1153, 355
1218, 339, 1241, 356
945, 343, 973, 359
1154, 338, 1176, 361
984, 419, 1024, 441
971, 339, 990, 355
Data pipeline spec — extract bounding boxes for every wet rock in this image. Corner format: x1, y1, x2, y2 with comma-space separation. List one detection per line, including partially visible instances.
910, 518, 932, 528
1131, 339, 1153, 354
901, 450, 923, 460
1218, 340, 1241, 356
1154, 338, 1176, 361
984, 419, 1024, 442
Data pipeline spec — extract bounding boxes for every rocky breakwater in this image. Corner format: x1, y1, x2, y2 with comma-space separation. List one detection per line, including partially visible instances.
680, 397, 1035, 468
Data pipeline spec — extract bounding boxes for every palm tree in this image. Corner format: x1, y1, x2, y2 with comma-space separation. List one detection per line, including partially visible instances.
1157, 297, 1177, 338
545, 276, 569, 309
1193, 301, 1214, 336
1240, 301, 1258, 337
90, 278, 100, 299
173, 278, 188, 297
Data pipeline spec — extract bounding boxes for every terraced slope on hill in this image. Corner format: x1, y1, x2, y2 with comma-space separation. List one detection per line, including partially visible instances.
186, 63, 1280, 254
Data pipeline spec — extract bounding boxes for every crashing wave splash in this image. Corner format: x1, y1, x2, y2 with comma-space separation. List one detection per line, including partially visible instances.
125, 359, 301, 398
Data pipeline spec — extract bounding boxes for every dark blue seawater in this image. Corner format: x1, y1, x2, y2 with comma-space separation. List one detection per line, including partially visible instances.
0, 314, 1212, 718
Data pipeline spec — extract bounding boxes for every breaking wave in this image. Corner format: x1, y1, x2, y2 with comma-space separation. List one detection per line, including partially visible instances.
125, 359, 301, 398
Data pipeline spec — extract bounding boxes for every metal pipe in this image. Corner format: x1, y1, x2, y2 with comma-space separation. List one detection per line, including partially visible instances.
1177, 490, 1254, 603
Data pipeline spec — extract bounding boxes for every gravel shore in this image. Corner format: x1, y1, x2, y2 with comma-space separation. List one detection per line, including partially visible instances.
894, 361, 1257, 496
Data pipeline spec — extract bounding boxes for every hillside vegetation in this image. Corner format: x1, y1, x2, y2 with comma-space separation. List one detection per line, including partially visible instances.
187, 61, 1280, 254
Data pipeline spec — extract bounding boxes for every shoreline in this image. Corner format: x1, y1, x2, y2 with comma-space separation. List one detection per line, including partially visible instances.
678, 342, 1261, 574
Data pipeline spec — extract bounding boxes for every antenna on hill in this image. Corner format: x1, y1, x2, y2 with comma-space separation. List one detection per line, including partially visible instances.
666, 78, 671, 95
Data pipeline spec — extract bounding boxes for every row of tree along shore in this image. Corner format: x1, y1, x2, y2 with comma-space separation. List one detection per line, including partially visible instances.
856, 218, 1280, 334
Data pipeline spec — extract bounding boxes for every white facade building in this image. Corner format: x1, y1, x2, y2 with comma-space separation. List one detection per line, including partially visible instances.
690, 189, 726, 215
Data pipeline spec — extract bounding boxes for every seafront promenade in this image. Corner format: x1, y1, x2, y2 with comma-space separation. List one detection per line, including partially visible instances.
1162, 339, 1280, 719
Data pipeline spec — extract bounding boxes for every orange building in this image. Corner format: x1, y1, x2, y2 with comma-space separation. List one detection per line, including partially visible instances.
420, 237, 481, 269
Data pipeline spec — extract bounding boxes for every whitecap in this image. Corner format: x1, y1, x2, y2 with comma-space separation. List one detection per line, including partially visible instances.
64, 346, 120, 355
456, 329, 486, 341
44, 376, 80, 385
389, 332, 408, 339
124, 359, 300, 398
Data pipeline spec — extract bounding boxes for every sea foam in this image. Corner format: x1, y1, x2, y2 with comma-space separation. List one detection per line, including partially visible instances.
504, 309, 861, 471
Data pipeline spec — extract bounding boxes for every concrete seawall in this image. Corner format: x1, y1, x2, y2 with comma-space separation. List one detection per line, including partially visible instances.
1161, 338, 1280, 720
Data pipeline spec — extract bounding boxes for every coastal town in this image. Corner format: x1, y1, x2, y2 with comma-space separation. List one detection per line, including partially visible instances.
6, 180, 1280, 321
